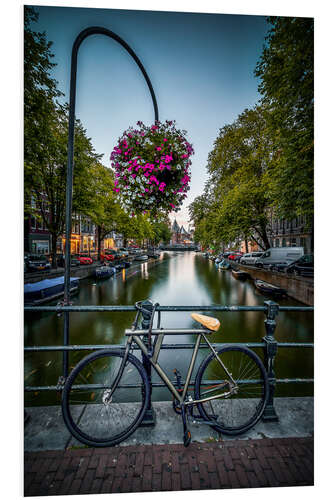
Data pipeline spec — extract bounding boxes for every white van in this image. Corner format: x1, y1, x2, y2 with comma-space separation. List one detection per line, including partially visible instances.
240, 252, 263, 265
255, 247, 304, 268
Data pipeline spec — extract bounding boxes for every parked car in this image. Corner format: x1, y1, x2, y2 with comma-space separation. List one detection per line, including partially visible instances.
118, 247, 129, 257
105, 249, 118, 258
57, 255, 81, 267
255, 247, 304, 269
25, 254, 51, 272
228, 252, 243, 261
100, 250, 116, 262
76, 254, 93, 265
284, 254, 314, 277
70, 257, 81, 267
240, 252, 263, 265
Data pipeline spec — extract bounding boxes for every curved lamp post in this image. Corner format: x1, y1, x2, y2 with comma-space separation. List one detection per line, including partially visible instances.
63, 27, 159, 378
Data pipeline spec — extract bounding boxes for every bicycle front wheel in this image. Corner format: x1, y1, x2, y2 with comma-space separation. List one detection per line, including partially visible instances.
62, 349, 149, 447
194, 345, 268, 435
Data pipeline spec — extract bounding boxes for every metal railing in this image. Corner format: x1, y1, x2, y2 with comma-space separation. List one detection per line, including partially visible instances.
24, 300, 314, 422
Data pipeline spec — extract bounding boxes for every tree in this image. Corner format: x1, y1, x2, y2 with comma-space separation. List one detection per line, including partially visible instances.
150, 219, 172, 246
26, 104, 103, 267
24, 6, 62, 206
192, 106, 274, 251
254, 17, 314, 224
85, 163, 122, 259
24, 8, 105, 266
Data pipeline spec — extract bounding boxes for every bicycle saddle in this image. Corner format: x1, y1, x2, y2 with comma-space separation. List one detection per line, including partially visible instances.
191, 313, 220, 332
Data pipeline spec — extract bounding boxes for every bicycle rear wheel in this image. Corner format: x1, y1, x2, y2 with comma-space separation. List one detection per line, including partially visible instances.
194, 345, 268, 435
62, 349, 149, 447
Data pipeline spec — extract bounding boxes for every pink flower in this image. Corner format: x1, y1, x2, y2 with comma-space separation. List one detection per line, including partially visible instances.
150, 175, 159, 185
156, 147, 162, 151
159, 182, 166, 192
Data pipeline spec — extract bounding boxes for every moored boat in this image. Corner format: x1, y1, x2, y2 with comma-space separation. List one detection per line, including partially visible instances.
254, 279, 286, 296
114, 261, 131, 271
135, 254, 149, 261
218, 259, 231, 270
147, 250, 161, 259
95, 266, 116, 279
24, 276, 80, 305
231, 269, 250, 280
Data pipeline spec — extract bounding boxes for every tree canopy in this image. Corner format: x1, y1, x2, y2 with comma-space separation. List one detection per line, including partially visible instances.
190, 106, 274, 250
190, 16, 314, 250
254, 16, 314, 221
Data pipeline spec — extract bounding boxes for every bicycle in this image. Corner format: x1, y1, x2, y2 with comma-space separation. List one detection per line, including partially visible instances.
62, 300, 269, 447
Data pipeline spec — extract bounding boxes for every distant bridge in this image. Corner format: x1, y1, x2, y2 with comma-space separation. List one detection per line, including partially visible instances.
160, 245, 199, 251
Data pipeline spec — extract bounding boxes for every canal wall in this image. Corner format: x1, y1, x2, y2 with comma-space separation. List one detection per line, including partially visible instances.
24, 256, 163, 285
237, 264, 314, 306
24, 262, 100, 284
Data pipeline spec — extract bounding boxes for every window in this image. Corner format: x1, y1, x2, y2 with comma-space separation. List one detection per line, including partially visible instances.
263, 251, 270, 258
33, 241, 49, 254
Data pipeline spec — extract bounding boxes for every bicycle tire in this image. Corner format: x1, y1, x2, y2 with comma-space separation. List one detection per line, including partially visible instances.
194, 345, 268, 435
62, 349, 149, 447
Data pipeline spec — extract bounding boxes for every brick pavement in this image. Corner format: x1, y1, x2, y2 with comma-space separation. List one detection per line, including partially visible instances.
24, 437, 314, 496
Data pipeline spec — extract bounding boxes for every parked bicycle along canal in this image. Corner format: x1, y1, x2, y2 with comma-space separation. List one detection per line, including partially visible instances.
24, 251, 313, 406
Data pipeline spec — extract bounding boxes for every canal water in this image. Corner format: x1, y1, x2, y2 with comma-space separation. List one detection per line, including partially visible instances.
24, 252, 314, 406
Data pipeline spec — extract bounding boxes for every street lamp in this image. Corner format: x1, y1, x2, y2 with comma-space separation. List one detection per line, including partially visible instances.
62, 26, 159, 377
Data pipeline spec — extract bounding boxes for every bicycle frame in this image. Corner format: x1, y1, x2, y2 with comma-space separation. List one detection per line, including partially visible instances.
123, 328, 237, 406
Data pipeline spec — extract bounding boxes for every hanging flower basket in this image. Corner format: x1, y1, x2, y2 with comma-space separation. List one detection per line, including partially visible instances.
110, 120, 194, 216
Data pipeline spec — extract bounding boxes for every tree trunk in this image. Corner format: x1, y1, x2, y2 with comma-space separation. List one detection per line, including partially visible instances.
245, 235, 249, 253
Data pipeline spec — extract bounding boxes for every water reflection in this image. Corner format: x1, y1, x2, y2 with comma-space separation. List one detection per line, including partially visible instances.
24, 252, 313, 404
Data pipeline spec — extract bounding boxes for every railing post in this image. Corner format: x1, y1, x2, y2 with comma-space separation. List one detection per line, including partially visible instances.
262, 300, 279, 421
139, 300, 156, 426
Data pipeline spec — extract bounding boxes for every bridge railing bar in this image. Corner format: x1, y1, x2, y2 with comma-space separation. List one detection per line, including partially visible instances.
24, 300, 314, 423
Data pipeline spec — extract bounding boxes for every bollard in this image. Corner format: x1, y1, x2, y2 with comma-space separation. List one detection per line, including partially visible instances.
262, 300, 279, 421
139, 300, 156, 426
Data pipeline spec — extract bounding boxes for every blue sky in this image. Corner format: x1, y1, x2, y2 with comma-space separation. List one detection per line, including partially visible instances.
31, 5, 269, 228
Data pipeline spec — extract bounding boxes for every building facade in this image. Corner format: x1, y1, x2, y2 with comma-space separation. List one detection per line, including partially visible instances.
268, 216, 313, 254
171, 219, 192, 245
25, 197, 122, 257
